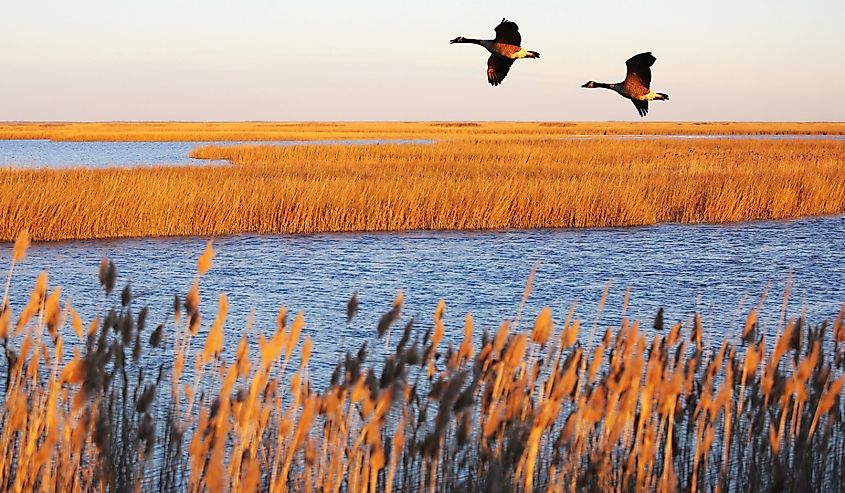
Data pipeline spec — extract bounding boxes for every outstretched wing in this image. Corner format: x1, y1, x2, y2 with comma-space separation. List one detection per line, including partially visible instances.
632, 99, 649, 117
624, 52, 656, 93
487, 54, 515, 86
493, 18, 521, 46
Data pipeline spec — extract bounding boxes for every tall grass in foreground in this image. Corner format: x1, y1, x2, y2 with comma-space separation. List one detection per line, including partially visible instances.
2, 235, 845, 492
3, 138, 845, 241
1, 122, 844, 142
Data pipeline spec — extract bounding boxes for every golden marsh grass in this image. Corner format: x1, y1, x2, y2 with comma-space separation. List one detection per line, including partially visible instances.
1, 237, 844, 491
1, 121, 844, 142
2, 138, 845, 241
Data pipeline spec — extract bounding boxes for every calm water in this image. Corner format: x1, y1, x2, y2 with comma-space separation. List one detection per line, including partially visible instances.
0, 139, 432, 168
2, 215, 844, 377
1, 135, 842, 168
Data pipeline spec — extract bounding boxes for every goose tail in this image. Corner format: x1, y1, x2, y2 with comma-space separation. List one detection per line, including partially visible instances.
526, 51, 540, 59
655, 92, 669, 100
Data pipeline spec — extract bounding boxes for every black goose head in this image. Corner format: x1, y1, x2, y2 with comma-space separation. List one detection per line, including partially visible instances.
450, 36, 465, 44
581, 81, 597, 89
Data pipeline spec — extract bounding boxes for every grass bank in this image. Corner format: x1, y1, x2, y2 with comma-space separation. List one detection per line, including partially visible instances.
2, 138, 845, 241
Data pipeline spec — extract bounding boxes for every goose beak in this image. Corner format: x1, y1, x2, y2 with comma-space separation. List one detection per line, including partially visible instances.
581, 82, 590, 88
449, 37, 460, 44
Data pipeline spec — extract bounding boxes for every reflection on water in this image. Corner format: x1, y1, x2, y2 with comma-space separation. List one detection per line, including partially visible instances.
1, 215, 843, 378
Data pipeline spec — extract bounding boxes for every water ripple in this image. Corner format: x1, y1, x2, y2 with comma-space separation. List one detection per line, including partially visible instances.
1, 215, 843, 378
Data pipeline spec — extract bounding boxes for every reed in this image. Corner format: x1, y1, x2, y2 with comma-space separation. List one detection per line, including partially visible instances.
2, 138, 845, 241
1, 121, 844, 142
1, 236, 844, 492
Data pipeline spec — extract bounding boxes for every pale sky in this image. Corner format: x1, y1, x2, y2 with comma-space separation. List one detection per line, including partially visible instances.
1, 1, 843, 121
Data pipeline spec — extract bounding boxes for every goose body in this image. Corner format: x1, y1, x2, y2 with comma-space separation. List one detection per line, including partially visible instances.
451, 19, 540, 86
582, 52, 669, 117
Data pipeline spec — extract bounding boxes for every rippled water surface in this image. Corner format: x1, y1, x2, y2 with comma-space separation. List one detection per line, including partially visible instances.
2, 216, 844, 377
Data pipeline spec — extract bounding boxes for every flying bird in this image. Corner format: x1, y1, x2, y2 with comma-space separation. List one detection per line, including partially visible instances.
581, 52, 669, 117
450, 18, 540, 86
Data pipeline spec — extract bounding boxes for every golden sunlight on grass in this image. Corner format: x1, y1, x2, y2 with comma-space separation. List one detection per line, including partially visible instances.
1, 239, 844, 491
1, 138, 844, 241
0, 121, 844, 142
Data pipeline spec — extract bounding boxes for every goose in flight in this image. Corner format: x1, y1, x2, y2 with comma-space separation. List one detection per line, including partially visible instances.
450, 19, 540, 86
582, 52, 669, 117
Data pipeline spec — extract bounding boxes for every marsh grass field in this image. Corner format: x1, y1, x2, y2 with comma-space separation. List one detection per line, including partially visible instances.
1, 125, 845, 241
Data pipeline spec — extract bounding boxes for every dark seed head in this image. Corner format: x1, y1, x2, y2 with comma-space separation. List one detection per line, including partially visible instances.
377, 307, 400, 338
346, 292, 359, 324
653, 307, 664, 331
403, 344, 421, 366
121, 283, 132, 307
137, 307, 148, 333
105, 261, 116, 296
135, 384, 157, 413
396, 318, 414, 353
357, 343, 368, 366
150, 324, 163, 348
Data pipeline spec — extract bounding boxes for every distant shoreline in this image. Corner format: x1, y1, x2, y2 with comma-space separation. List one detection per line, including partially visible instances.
1, 121, 845, 142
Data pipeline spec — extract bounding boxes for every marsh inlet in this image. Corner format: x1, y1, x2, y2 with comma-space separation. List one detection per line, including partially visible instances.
0, 139, 434, 168
2, 215, 843, 381
1, 134, 844, 168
